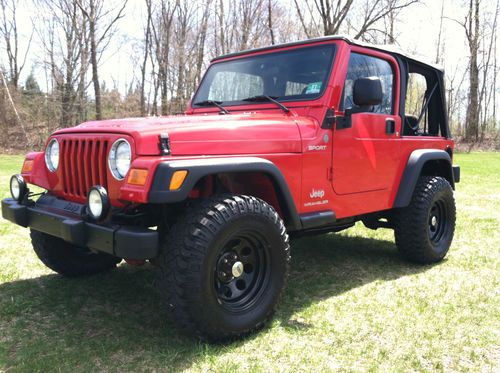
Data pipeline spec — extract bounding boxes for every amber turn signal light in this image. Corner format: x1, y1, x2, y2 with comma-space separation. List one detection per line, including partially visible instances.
169, 170, 188, 190
127, 169, 148, 185
21, 160, 34, 173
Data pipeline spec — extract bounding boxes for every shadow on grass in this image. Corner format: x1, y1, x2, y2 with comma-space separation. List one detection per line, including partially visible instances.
278, 233, 430, 330
0, 232, 431, 370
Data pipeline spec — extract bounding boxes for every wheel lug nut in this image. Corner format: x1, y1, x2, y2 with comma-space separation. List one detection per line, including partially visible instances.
233, 254, 237, 260
220, 271, 226, 277
223, 259, 228, 264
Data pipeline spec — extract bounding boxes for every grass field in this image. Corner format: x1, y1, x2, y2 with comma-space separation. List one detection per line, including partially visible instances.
0, 153, 499, 372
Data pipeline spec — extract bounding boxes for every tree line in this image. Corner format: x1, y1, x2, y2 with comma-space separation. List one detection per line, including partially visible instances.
0, 0, 498, 149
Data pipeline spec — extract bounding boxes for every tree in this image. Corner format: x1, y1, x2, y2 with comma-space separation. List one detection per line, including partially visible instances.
478, 0, 499, 140
194, 0, 211, 86
39, 0, 88, 128
268, 0, 276, 45
435, 0, 445, 64
463, 0, 481, 140
0, 66, 29, 143
23, 71, 42, 95
293, 0, 419, 41
77, 0, 128, 120
140, 0, 153, 116
151, 0, 178, 115
447, 0, 500, 141
353, 0, 420, 41
0, 0, 33, 88
295, 0, 353, 37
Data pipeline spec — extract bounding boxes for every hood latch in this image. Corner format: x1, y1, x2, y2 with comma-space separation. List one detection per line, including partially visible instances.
159, 133, 171, 155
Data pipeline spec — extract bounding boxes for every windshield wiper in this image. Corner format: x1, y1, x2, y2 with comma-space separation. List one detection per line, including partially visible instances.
241, 95, 290, 113
193, 100, 229, 114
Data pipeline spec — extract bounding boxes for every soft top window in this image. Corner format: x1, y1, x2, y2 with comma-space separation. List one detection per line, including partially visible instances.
403, 61, 446, 137
341, 52, 394, 114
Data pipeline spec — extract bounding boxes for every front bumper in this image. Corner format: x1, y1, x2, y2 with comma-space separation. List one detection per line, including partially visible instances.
1, 196, 159, 260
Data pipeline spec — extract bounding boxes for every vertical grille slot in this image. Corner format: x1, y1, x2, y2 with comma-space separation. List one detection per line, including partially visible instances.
70, 140, 78, 195
83, 140, 91, 194
62, 139, 71, 194
93, 141, 100, 187
98, 141, 107, 186
60, 137, 108, 198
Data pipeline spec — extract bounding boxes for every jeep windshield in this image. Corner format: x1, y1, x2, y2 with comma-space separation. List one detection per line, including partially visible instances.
192, 44, 336, 108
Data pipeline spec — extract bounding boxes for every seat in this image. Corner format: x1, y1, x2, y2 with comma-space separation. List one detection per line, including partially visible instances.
404, 115, 419, 135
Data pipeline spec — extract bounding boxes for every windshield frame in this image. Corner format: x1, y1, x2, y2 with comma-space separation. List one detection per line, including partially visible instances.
191, 42, 337, 109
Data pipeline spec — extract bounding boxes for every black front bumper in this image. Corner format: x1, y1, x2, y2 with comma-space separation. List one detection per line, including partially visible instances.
1, 196, 159, 260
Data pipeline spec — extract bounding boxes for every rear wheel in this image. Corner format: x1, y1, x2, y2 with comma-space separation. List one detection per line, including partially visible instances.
30, 230, 121, 277
394, 176, 456, 264
157, 194, 290, 341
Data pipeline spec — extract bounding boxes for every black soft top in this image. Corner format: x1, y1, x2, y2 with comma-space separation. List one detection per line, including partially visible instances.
211, 35, 443, 74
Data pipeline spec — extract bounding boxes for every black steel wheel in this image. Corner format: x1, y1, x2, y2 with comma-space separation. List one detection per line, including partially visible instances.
214, 232, 271, 312
428, 199, 447, 244
394, 176, 456, 264
157, 194, 290, 342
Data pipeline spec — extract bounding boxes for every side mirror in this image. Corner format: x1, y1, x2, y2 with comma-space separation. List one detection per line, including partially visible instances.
337, 77, 383, 130
353, 77, 383, 107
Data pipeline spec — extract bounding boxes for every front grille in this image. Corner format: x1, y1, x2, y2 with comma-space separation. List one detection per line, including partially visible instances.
60, 138, 109, 198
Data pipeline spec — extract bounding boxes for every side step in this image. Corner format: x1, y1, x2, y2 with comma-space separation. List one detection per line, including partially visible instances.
299, 210, 336, 229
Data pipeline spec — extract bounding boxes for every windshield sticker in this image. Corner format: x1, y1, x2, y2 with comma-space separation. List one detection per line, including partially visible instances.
305, 82, 322, 94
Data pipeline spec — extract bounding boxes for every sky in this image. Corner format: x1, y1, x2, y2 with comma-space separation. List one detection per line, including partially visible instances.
7, 0, 499, 101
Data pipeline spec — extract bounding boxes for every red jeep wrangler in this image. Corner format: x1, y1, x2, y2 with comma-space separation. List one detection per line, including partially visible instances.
2, 36, 460, 341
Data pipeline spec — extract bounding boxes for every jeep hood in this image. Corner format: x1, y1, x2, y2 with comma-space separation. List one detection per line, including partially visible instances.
54, 113, 305, 156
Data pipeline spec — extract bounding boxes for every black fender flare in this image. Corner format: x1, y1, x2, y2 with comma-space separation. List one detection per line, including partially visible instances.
148, 157, 302, 231
393, 149, 455, 208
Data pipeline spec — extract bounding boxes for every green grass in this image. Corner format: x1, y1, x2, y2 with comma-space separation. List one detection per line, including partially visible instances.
0, 153, 499, 372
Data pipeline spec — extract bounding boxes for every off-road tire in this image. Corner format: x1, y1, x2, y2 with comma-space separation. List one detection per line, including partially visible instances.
157, 194, 290, 342
30, 230, 121, 277
394, 176, 456, 264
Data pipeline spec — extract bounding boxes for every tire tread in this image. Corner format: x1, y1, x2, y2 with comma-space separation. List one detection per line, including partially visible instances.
394, 176, 456, 264
157, 194, 290, 341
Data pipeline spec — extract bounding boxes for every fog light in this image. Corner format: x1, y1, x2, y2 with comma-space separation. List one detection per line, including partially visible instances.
87, 186, 110, 221
10, 174, 27, 201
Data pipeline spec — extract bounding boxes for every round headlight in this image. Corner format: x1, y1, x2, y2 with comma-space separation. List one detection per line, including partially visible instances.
87, 186, 110, 221
45, 138, 59, 172
109, 139, 131, 180
10, 174, 27, 201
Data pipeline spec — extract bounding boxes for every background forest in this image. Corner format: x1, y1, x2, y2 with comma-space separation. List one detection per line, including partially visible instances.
0, 0, 498, 150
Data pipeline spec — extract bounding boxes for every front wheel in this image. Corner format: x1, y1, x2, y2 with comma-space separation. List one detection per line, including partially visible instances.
30, 230, 121, 277
157, 195, 290, 342
394, 176, 456, 264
